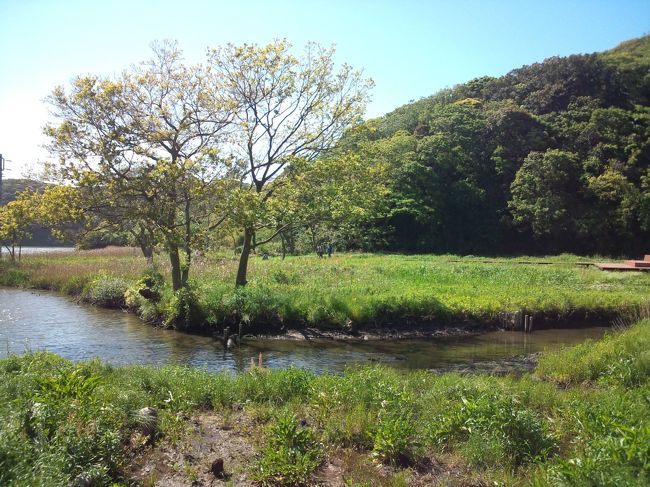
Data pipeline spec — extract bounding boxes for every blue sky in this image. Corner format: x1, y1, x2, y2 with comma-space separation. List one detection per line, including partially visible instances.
0, 0, 648, 176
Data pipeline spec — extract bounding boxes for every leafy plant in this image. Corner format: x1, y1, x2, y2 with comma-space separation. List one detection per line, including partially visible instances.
252, 413, 323, 486
372, 409, 421, 466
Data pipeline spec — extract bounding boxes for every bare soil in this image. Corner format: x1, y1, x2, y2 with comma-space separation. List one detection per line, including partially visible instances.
126, 412, 484, 487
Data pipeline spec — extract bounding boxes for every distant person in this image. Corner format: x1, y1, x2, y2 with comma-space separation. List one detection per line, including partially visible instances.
327, 242, 333, 257
316, 244, 323, 258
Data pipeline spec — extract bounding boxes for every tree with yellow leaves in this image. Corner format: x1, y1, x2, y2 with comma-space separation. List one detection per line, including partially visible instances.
208, 40, 373, 286
45, 41, 232, 290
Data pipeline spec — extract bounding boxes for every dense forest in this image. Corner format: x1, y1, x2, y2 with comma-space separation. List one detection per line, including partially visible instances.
329, 35, 650, 256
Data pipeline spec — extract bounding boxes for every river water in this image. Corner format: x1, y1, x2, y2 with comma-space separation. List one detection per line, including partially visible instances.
0, 287, 608, 374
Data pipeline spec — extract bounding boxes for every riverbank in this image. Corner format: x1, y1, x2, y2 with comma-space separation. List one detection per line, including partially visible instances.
1, 248, 649, 334
1, 318, 649, 486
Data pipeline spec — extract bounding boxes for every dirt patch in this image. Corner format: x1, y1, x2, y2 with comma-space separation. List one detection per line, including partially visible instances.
316, 448, 478, 486
127, 412, 258, 486
125, 412, 487, 487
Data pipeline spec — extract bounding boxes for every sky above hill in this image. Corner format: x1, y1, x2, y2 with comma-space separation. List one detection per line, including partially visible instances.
0, 0, 648, 178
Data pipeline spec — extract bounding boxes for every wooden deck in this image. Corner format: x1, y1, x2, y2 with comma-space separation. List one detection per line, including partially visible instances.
595, 255, 650, 272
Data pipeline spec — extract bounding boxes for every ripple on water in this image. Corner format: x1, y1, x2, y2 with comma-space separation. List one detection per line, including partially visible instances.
0, 287, 608, 374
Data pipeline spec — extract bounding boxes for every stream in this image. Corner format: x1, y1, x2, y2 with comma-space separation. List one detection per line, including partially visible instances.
0, 287, 608, 374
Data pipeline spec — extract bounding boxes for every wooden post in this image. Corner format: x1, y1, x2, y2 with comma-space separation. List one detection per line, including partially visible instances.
529, 316, 534, 333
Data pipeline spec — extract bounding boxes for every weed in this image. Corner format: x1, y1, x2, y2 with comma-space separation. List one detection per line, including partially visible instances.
251, 412, 323, 486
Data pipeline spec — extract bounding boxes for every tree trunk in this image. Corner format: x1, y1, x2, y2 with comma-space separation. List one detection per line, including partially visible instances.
235, 227, 254, 287
137, 226, 155, 265
280, 231, 286, 260
181, 195, 191, 287
141, 244, 154, 265
169, 244, 183, 291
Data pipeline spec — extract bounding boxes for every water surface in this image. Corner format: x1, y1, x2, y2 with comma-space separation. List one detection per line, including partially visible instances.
0, 288, 608, 374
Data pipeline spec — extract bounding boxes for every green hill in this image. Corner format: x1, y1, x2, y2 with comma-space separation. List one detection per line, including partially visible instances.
340, 36, 650, 256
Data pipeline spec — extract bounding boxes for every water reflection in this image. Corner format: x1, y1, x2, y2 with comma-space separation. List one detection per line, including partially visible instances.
0, 288, 607, 374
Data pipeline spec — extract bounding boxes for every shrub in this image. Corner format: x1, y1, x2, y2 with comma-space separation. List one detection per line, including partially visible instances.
82, 273, 130, 308
162, 284, 205, 329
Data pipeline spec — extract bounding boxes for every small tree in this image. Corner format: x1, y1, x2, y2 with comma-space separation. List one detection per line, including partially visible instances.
0, 191, 39, 263
208, 40, 373, 286
45, 41, 231, 290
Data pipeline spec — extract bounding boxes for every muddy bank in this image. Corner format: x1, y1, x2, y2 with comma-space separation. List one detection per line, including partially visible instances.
247, 322, 496, 341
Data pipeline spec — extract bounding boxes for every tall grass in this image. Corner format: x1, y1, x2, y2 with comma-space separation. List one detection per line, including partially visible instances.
2, 249, 650, 330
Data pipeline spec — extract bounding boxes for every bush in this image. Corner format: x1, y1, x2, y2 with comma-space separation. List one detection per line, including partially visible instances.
162, 284, 205, 329
82, 272, 130, 308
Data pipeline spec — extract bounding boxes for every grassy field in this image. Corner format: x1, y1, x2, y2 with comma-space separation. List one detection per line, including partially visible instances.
1, 318, 649, 485
1, 248, 649, 331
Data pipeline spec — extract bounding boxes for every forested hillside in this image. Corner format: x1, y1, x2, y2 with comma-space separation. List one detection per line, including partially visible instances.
339, 35, 650, 256
1, 179, 46, 206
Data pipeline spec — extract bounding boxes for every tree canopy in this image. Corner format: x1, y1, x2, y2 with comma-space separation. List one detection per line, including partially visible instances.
337, 35, 650, 256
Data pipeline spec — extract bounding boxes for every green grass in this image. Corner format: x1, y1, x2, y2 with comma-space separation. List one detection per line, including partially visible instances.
2, 248, 650, 330
1, 319, 650, 485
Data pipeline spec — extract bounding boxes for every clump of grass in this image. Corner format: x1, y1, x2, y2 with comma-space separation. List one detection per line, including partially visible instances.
251, 412, 323, 486
536, 319, 650, 386
81, 272, 130, 308
372, 408, 421, 466
428, 392, 555, 468
0, 264, 30, 286
539, 386, 650, 486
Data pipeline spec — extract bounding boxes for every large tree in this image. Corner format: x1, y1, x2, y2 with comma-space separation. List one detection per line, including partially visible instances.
208, 40, 373, 286
45, 41, 231, 290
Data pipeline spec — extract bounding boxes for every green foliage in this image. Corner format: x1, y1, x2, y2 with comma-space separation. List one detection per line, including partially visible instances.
252, 412, 323, 486
537, 318, 650, 386
1, 312, 650, 485
7, 250, 650, 331
34, 367, 101, 405
371, 409, 421, 466
334, 35, 650, 256
162, 284, 204, 330
539, 386, 650, 486
429, 393, 555, 467
82, 272, 130, 308
0, 263, 30, 286
0, 354, 123, 486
